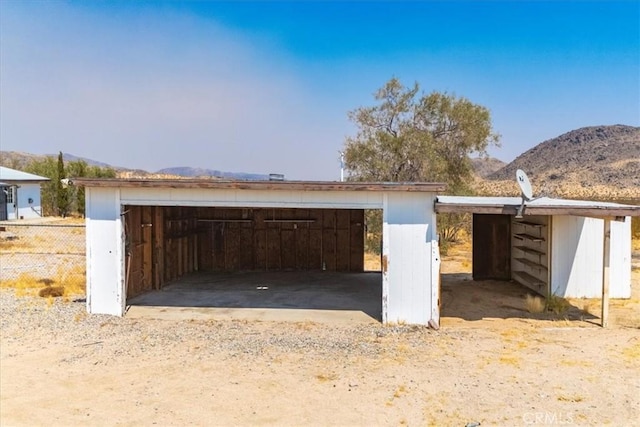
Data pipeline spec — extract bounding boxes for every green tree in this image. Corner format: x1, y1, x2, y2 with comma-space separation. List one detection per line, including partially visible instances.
344, 78, 500, 250
56, 152, 70, 217
24, 156, 57, 216
24, 154, 116, 217
66, 160, 116, 216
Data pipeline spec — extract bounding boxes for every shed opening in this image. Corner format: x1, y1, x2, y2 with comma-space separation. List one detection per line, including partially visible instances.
122, 205, 381, 321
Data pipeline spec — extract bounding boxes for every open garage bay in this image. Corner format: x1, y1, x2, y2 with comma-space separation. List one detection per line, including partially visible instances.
127, 271, 382, 324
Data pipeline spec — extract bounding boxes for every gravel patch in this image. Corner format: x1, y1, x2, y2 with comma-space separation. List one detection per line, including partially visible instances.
1, 289, 442, 363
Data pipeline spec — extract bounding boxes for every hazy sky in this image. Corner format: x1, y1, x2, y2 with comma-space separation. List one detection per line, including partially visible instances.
1, 1, 638, 180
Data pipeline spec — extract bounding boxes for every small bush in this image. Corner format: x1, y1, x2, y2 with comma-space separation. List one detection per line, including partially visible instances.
525, 294, 545, 313
546, 295, 570, 315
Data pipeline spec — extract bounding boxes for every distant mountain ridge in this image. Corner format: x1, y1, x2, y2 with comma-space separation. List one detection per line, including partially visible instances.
2, 125, 639, 192
0, 151, 269, 180
489, 125, 640, 189
155, 166, 269, 180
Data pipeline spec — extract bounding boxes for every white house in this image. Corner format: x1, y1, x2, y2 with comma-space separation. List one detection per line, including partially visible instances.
0, 166, 50, 220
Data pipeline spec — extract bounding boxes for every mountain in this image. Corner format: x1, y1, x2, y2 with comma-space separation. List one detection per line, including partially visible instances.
0, 151, 46, 170
156, 167, 269, 180
471, 156, 507, 178
488, 125, 640, 190
0, 151, 270, 181
60, 153, 114, 169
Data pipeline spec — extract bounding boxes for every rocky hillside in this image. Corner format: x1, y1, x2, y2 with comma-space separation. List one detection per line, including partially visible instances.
471, 157, 507, 178
0, 151, 47, 170
482, 125, 640, 199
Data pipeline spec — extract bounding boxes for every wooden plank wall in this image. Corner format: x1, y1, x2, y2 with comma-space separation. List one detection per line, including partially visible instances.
196, 208, 364, 272
124, 206, 365, 297
124, 205, 199, 298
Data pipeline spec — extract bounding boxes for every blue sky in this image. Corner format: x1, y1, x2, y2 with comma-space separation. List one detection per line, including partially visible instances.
1, 1, 638, 180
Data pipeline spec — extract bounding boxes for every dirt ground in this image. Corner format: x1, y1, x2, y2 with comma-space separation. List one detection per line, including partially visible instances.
1, 232, 639, 425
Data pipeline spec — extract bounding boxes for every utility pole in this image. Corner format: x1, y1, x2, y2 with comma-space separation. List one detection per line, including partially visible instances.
339, 151, 345, 182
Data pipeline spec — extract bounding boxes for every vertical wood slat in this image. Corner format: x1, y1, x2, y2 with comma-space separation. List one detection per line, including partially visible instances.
349, 209, 365, 272
322, 209, 337, 271
153, 207, 164, 289
295, 209, 310, 269
141, 206, 153, 292
192, 207, 365, 272
308, 209, 323, 269
336, 210, 350, 271
131, 206, 142, 296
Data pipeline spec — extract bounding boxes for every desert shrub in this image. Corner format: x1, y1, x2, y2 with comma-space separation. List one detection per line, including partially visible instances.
525, 294, 545, 313
438, 212, 472, 255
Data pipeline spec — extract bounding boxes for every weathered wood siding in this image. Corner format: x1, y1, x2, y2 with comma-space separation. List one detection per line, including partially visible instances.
472, 214, 512, 280
196, 208, 363, 272
123, 205, 199, 298
122, 206, 364, 297
118, 188, 383, 209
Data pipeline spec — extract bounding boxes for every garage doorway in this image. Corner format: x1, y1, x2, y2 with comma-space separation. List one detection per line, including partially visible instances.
123, 205, 382, 322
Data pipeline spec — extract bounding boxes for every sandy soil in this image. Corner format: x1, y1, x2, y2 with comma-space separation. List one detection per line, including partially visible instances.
1, 242, 639, 426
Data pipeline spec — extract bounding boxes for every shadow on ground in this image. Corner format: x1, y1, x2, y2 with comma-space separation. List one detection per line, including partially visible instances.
440, 273, 597, 323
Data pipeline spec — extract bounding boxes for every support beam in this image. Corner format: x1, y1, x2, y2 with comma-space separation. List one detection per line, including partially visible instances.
601, 219, 611, 328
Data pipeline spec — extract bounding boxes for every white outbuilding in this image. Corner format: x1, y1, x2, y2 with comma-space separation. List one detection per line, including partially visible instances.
76, 178, 445, 325
0, 166, 50, 220
76, 178, 639, 327
435, 196, 640, 326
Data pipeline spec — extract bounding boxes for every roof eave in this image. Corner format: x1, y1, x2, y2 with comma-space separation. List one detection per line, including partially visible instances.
434, 202, 640, 218
71, 178, 447, 193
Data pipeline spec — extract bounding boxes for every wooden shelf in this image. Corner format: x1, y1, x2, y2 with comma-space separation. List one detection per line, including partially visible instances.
513, 221, 546, 228
514, 257, 547, 270
513, 271, 546, 289
264, 219, 317, 223
513, 233, 545, 242
511, 215, 549, 296
197, 219, 253, 223
513, 245, 545, 256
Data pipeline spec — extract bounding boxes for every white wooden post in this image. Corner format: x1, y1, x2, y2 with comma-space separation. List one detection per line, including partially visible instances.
601, 218, 611, 328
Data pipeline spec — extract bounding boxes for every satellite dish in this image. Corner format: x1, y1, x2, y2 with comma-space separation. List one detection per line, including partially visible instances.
516, 169, 533, 201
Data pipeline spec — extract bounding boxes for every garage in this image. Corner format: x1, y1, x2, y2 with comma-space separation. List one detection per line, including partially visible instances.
77, 179, 445, 325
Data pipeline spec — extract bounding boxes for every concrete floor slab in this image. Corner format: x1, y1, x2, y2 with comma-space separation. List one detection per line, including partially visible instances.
127, 271, 382, 324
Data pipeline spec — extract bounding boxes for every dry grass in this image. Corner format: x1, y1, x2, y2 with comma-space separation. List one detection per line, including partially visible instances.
525, 294, 545, 313
559, 359, 593, 368
545, 295, 570, 315
0, 265, 86, 298
0, 239, 31, 251
621, 341, 640, 365
364, 253, 381, 271
315, 372, 339, 383
499, 355, 520, 367
392, 385, 407, 398
557, 394, 584, 403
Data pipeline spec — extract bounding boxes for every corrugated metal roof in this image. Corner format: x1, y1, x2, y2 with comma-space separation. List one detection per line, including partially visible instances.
435, 195, 640, 217
0, 166, 50, 182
